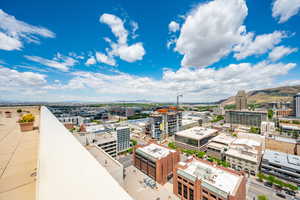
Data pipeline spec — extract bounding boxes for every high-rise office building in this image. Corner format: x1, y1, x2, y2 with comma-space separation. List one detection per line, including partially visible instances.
116, 126, 130, 152
235, 90, 247, 110
149, 107, 182, 139
225, 110, 267, 127
293, 93, 300, 118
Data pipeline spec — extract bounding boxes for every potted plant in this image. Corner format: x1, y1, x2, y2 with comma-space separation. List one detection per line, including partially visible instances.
17, 108, 22, 116
18, 114, 35, 132
4, 111, 12, 118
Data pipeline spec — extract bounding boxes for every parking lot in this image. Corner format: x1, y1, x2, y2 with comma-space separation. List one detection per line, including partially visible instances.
123, 166, 179, 200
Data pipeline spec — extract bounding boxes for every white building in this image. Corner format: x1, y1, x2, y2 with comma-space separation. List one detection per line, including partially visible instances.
225, 138, 262, 175
260, 121, 275, 136
175, 127, 218, 151
58, 116, 91, 126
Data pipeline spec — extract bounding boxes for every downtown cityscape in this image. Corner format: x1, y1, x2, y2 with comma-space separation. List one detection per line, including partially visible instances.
1, 0, 300, 200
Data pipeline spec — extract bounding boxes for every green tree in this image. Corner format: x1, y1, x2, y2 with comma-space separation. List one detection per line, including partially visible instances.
131, 139, 137, 146
196, 151, 206, 158
267, 109, 274, 120
257, 195, 268, 200
250, 127, 260, 134
168, 142, 176, 149
266, 175, 276, 184
257, 172, 265, 182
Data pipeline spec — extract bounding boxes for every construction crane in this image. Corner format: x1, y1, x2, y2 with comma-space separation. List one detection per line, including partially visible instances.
176, 94, 183, 109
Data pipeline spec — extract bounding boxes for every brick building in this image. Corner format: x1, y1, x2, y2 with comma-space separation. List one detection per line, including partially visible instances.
133, 143, 180, 185
173, 157, 246, 200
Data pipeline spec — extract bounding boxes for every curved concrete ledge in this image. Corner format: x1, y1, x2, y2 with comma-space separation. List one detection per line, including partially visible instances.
38, 106, 133, 200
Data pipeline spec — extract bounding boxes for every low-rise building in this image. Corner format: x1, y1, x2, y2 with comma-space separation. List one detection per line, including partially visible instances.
94, 133, 117, 158
175, 127, 218, 151
133, 143, 180, 185
265, 136, 300, 155
206, 134, 236, 160
225, 138, 262, 175
225, 110, 267, 127
261, 121, 275, 136
58, 116, 91, 126
276, 109, 293, 118
173, 157, 247, 200
80, 124, 106, 134
261, 150, 300, 185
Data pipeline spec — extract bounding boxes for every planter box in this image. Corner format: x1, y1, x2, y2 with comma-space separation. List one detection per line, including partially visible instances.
5, 112, 12, 118
19, 122, 34, 132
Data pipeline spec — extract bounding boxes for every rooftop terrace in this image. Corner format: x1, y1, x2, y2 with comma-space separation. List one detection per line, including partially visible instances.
0, 106, 39, 200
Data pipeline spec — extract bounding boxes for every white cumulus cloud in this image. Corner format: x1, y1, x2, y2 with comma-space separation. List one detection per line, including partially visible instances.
0, 9, 55, 51
25, 53, 77, 72
272, 0, 300, 23
268, 46, 298, 61
95, 51, 116, 66
175, 0, 248, 68
48, 60, 296, 102
98, 13, 145, 65
234, 31, 287, 60
85, 56, 97, 66
0, 66, 47, 92
168, 21, 180, 32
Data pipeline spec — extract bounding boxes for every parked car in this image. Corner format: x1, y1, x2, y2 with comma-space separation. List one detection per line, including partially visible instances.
276, 193, 286, 198
264, 182, 272, 187
285, 190, 296, 196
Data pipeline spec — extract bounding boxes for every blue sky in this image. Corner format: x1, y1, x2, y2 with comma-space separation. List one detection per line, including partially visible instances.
0, 0, 300, 102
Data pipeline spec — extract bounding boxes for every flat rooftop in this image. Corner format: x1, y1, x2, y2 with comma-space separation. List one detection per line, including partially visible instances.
225, 148, 259, 163
136, 143, 175, 160
177, 158, 242, 198
176, 127, 218, 140
94, 133, 116, 144
207, 142, 227, 150
263, 150, 300, 171
0, 106, 39, 200
210, 133, 236, 145
85, 124, 106, 133
232, 138, 260, 147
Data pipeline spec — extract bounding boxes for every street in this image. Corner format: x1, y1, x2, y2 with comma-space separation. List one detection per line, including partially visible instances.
247, 177, 296, 200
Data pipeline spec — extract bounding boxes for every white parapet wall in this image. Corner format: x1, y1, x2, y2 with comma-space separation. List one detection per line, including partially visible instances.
38, 106, 133, 200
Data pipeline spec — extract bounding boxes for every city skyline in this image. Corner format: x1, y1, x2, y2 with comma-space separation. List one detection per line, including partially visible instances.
1, 0, 300, 102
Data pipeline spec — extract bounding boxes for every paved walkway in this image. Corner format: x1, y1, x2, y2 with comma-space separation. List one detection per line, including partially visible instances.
0, 107, 39, 200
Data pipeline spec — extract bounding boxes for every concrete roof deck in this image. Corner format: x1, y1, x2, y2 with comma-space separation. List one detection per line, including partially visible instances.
176, 127, 218, 140
136, 143, 175, 160
0, 106, 39, 200
177, 158, 242, 197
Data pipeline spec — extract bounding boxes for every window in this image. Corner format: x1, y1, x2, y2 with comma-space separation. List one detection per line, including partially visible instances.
178, 182, 182, 195
184, 185, 188, 199
189, 188, 194, 200
210, 194, 216, 199
202, 190, 208, 194
202, 197, 208, 200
